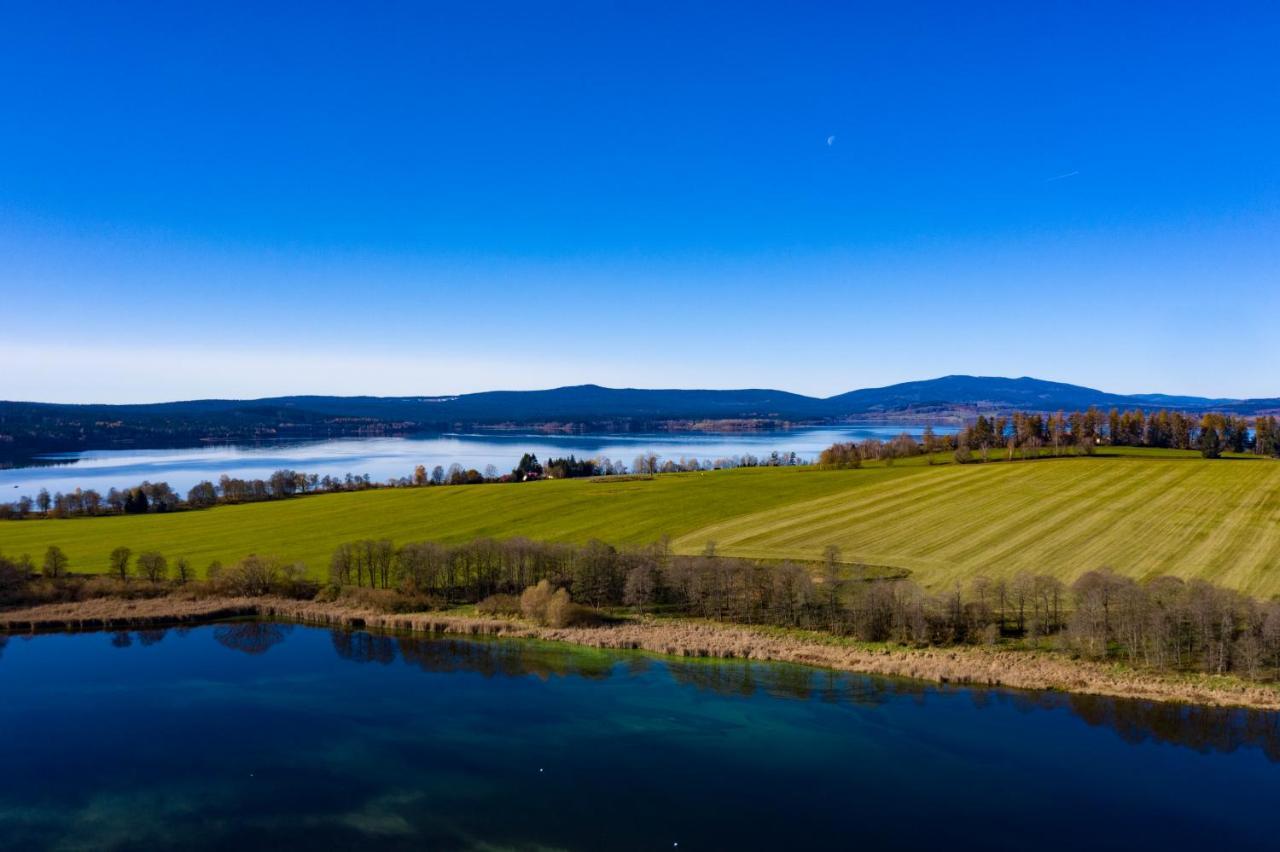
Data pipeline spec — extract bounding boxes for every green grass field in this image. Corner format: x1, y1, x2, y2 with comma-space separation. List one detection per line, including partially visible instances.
3, 450, 1279, 595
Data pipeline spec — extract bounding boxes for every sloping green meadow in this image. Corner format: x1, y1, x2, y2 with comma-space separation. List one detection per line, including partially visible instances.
3, 452, 1279, 595
677, 455, 1280, 596
0, 466, 913, 578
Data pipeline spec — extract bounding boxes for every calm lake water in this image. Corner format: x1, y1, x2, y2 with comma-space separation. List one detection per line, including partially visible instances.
0, 624, 1276, 851
0, 426, 949, 501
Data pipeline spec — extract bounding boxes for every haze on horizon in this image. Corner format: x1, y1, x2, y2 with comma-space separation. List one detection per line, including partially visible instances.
3, 3, 1278, 404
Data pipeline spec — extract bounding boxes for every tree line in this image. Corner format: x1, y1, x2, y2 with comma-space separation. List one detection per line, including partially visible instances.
0, 546, 313, 606
817, 410, 1280, 468
954, 408, 1278, 460
319, 535, 1280, 679
1, 446, 813, 521
4, 535, 1280, 680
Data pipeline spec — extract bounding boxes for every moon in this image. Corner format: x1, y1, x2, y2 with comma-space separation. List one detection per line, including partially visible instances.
826, 135, 835, 146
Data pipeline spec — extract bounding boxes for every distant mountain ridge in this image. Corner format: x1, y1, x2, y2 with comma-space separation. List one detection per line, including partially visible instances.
5, 375, 1279, 422
2, 376, 1277, 457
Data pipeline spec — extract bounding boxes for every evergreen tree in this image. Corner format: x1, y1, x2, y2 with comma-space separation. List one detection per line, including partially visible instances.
513, 453, 543, 480
1200, 425, 1222, 459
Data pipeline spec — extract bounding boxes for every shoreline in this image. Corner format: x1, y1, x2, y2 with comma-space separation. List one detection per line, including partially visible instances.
3, 595, 1279, 711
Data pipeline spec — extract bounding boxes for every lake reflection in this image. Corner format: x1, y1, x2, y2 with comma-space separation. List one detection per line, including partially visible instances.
0, 623, 1276, 851
0, 425, 950, 501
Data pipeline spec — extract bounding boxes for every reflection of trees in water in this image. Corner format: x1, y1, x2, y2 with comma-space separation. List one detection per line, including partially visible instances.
326, 629, 617, 680
1064, 693, 1280, 763
668, 657, 1280, 760
399, 636, 614, 680
664, 658, 932, 709
657, 658, 1280, 761
992, 689, 1280, 763
319, 625, 1280, 762
107, 629, 169, 649
667, 659, 767, 699
330, 629, 396, 665
136, 629, 166, 646
213, 622, 293, 655
0, 634, 7, 659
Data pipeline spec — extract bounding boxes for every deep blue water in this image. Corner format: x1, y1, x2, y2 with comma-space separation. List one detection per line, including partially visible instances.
2, 621, 1280, 844
0, 425, 952, 502
0, 624, 1276, 851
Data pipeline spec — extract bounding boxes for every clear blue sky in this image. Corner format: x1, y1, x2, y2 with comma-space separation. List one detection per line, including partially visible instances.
3, 2, 1278, 402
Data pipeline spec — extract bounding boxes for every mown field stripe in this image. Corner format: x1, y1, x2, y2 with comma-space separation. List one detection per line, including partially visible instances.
1009, 462, 1197, 579
909, 461, 1139, 566
671, 465, 961, 553
4, 455, 1279, 595
685, 465, 984, 554
1176, 463, 1280, 592
766, 465, 1019, 553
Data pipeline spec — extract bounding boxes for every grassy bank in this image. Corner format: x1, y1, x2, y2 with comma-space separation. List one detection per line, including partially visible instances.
3, 594, 1278, 711
3, 450, 1280, 594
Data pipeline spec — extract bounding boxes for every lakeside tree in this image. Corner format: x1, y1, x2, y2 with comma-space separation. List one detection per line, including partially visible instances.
1256, 416, 1279, 456
817, 442, 861, 468
520, 579, 557, 624
1201, 426, 1222, 459
622, 550, 661, 613
329, 539, 396, 588
187, 481, 218, 508
136, 551, 168, 583
123, 488, 149, 514
108, 546, 132, 581
544, 455, 598, 479
209, 554, 308, 597
514, 453, 543, 480
42, 545, 69, 579
821, 544, 844, 632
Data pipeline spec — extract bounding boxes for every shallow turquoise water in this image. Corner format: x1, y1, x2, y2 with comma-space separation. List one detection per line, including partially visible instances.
0, 624, 1276, 850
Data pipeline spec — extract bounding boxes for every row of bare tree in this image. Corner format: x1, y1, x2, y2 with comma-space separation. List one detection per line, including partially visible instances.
6, 532, 1277, 679
323, 536, 1280, 678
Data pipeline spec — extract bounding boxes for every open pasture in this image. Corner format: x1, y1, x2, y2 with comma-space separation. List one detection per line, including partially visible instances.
677, 455, 1280, 595
3, 452, 1279, 595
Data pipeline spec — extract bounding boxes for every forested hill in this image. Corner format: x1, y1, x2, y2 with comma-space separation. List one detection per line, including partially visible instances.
2, 376, 1278, 456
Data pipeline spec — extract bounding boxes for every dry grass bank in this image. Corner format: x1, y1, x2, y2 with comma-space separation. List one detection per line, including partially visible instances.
3, 595, 1279, 711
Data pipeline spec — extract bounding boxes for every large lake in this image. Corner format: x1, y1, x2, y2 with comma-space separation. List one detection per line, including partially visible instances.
0, 425, 947, 501
0, 623, 1275, 850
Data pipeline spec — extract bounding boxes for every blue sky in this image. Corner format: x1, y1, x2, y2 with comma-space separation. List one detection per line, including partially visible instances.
2, 2, 1278, 402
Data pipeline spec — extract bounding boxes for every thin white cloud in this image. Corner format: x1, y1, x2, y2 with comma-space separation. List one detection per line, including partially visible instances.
1045, 169, 1080, 182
